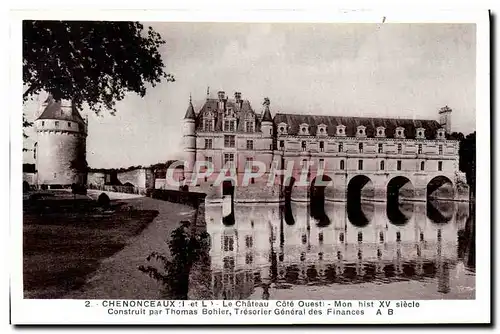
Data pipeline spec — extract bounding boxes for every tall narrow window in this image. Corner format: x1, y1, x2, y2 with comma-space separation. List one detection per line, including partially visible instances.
418, 144, 423, 154
67, 122, 71, 127
319, 141, 324, 152
359, 142, 364, 153
397, 160, 402, 171
319, 158, 325, 169
279, 140, 285, 149
339, 232, 344, 243
380, 160, 385, 170
396, 232, 401, 242
246, 140, 254, 150
245, 235, 253, 248
420, 161, 425, 171
318, 232, 324, 244
205, 139, 213, 149
338, 143, 343, 152
379, 231, 384, 243
340, 160, 345, 170
439, 145, 443, 155
301, 141, 307, 151
398, 143, 402, 154
438, 161, 443, 171
357, 232, 363, 242
378, 143, 383, 153
358, 160, 363, 170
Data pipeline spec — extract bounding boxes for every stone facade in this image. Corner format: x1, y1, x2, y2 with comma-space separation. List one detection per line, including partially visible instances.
183, 91, 468, 203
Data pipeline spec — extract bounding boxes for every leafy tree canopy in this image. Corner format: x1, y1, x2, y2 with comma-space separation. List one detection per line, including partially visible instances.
23, 20, 174, 114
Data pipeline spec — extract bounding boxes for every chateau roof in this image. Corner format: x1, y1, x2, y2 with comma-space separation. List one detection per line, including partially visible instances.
195, 98, 262, 132
262, 106, 273, 122
273, 113, 442, 139
37, 95, 85, 124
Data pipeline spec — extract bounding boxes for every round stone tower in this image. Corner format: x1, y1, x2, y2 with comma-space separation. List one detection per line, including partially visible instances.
260, 97, 274, 169
183, 96, 197, 185
34, 96, 88, 188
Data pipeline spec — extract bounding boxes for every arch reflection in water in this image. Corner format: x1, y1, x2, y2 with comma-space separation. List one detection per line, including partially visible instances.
347, 200, 374, 227
199, 199, 474, 300
427, 176, 455, 200
386, 198, 414, 226
427, 200, 456, 224
309, 175, 333, 227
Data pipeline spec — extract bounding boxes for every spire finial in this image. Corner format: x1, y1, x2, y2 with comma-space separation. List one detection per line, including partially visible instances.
206, 86, 210, 100
189, 93, 192, 103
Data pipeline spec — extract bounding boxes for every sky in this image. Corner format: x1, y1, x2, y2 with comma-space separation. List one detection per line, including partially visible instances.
23, 23, 476, 168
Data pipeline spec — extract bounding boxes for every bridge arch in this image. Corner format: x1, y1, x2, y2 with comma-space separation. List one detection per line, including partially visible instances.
310, 175, 333, 227
387, 176, 414, 202
427, 175, 455, 200
347, 175, 374, 201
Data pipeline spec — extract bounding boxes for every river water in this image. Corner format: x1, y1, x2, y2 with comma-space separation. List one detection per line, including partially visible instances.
189, 200, 475, 300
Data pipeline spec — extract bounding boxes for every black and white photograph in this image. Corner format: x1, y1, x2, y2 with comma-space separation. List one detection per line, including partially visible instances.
10, 9, 490, 325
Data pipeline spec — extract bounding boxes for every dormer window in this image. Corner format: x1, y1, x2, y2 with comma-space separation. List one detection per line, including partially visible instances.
244, 114, 255, 133
336, 124, 346, 137
416, 127, 426, 139
224, 119, 236, 132
299, 123, 310, 136
317, 124, 327, 136
356, 125, 367, 138
278, 122, 288, 135
395, 126, 406, 139
437, 128, 446, 140
376, 126, 386, 138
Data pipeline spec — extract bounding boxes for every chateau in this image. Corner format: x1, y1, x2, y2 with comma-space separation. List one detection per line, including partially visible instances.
183, 91, 469, 203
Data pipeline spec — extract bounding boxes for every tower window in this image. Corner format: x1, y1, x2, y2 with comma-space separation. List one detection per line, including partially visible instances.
358, 160, 363, 170
223, 236, 234, 251
340, 160, 345, 170
418, 144, 423, 154
339, 232, 344, 243
396, 232, 401, 242
301, 141, 307, 151
359, 143, 363, 153
378, 143, 383, 153
397, 160, 402, 171
319, 141, 324, 152
205, 139, 213, 149
246, 140, 254, 150
438, 161, 443, 171
54, 121, 59, 127
398, 143, 402, 154
338, 143, 343, 152
380, 160, 385, 170
379, 231, 384, 243
245, 235, 253, 248
279, 140, 285, 149
67, 122, 71, 127
41, 121, 45, 126
439, 145, 443, 155
357, 232, 363, 242
420, 161, 425, 171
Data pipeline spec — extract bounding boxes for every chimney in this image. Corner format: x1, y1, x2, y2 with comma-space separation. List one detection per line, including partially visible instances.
217, 91, 226, 111
234, 92, 242, 109
218, 91, 226, 101
438, 105, 452, 134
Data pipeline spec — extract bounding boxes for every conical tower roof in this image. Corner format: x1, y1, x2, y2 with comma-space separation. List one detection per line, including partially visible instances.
37, 95, 85, 124
262, 103, 273, 123
184, 98, 196, 120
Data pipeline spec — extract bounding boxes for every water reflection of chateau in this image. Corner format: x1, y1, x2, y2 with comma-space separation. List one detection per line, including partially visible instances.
205, 201, 472, 299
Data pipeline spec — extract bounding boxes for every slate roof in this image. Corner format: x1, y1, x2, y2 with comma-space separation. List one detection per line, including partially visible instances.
37, 95, 85, 124
195, 98, 262, 132
273, 113, 442, 139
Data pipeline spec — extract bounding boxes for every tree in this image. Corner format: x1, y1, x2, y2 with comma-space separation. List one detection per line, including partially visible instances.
23, 20, 174, 114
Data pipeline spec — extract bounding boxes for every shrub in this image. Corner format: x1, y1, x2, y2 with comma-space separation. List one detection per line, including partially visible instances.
97, 192, 111, 208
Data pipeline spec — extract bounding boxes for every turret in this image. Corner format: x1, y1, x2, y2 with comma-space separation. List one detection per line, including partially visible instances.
34, 95, 87, 188
439, 105, 452, 134
183, 95, 196, 184
261, 97, 273, 138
